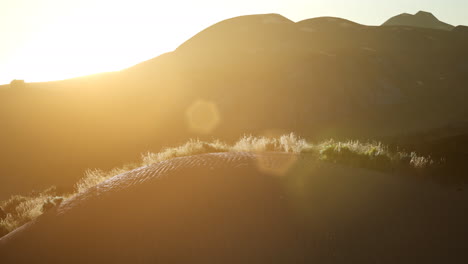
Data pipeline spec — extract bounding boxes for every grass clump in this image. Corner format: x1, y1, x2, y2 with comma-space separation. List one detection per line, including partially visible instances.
142, 139, 230, 166
0, 187, 67, 237
1, 133, 434, 238
316, 140, 434, 170
232, 133, 312, 153
75, 133, 433, 194
75, 163, 139, 193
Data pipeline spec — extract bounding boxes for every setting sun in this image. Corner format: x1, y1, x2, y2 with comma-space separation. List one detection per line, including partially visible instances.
0, 0, 209, 83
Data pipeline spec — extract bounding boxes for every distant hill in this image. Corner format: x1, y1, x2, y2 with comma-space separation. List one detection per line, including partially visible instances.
382, 11, 454, 31
1, 13, 468, 199
453, 25, 468, 34
296, 17, 363, 32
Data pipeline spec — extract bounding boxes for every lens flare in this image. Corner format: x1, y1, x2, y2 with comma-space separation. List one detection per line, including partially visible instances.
255, 153, 299, 177
186, 100, 221, 134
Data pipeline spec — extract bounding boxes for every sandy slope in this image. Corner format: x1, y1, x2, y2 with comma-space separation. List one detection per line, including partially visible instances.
1, 152, 467, 263
2, 13, 468, 200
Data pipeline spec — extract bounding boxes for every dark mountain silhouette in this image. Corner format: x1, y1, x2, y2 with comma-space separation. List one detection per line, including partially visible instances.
453, 25, 468, 34
1, 13, 468, 198
382, 11, 454, 31
296, 17, 363, 32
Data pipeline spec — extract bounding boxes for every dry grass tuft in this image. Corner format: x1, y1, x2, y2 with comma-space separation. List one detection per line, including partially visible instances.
232, 133, 312, 153
1, 133, 435, 238
75, 163, 139, 193
142, 139, 229, 166
316, 139, 434, 170
73, 133, 435, 199
0, 188, 66, 236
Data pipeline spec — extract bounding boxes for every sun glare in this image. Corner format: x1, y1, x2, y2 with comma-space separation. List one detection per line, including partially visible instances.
1, 0, 467, 85
0, 0, 225, 84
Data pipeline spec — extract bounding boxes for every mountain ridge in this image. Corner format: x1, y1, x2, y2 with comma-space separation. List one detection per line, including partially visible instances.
382, 10, 454, 31
0, 12, 468, 199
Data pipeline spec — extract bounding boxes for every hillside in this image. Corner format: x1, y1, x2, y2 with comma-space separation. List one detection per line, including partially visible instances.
0, 133, 437, 238
1, 13, 468, 198
382, 11, 454, 30
2, 151, 468, 263
454, 25, 468, 34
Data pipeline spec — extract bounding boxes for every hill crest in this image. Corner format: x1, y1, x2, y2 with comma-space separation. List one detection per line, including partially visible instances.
382, 10, 454, 31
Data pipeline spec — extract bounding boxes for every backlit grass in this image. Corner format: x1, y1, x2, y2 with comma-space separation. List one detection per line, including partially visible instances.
1, 133, 434, 238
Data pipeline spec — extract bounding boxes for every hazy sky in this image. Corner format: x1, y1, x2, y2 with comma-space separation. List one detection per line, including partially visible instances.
0, 0, 466, 84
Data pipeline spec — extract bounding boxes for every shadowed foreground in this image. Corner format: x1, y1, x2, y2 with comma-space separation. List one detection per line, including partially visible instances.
1, 152, 467, 263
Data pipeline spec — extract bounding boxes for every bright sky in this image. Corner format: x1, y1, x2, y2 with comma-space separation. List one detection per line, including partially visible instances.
0, 0, 467, 85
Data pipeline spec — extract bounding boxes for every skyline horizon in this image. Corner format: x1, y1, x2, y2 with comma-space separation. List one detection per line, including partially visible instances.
1, 2, 467, 85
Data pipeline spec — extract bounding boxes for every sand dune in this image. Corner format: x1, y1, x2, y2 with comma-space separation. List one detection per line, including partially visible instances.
1, 152, 467, 263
